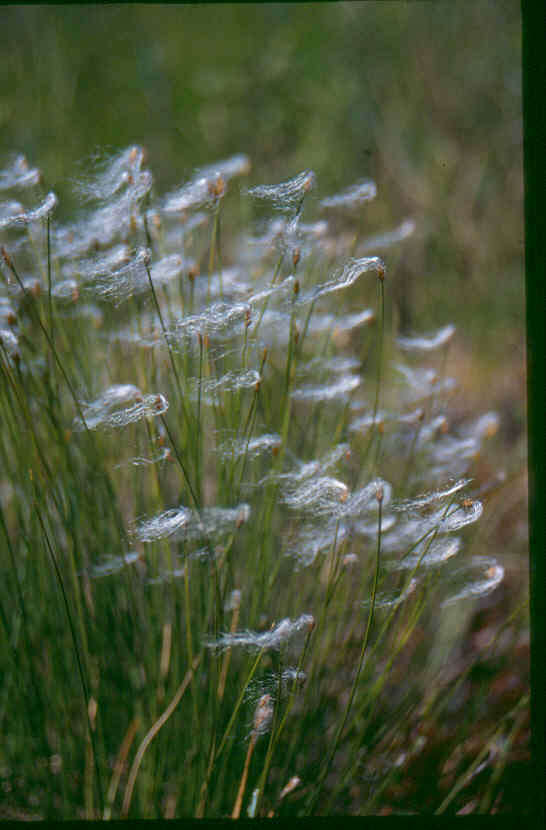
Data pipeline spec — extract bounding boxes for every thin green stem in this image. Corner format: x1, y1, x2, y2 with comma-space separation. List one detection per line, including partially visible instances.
306, 492, 383, 814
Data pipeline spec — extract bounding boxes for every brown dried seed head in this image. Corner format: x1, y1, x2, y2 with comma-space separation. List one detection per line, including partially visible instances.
272, 444, 280, 457
1, 247, 13, 269
253, 694, 273, 733
440, 419, 449, 434
293, 280, 300, 295
7, 311, 17, 326
376, 486, 384, 503
292, 247, 301, 267
377, 263, 385, 281
188, 265, 198, 282
279, 776, 301, 800
461, 498, 474, 510
88, 697, 98, 730
377, 420, 385, 434
208, 175, 225, 198
31, 281, 41, 298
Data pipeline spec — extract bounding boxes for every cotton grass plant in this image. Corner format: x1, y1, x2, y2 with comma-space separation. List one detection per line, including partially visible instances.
0, 147, 525, 817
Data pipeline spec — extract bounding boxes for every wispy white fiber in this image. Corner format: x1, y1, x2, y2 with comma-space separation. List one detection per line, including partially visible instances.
169, 301, 251, 341
308, 308, 374, 334
246, 170, 315, 211
74, 384, 168, 431
386, 537, 462, 571
189, 369, 260, 403
54, 170, 152, 258
219, 433, 281, 461
73, 146, 146, 202
396, 324, 456, 352
204, 613, 314, 652
360, 219, 416, 252
291, 374, 361, 402
162, 155, 249, 214
286, 522, 349, 569
282, 476, 349, 515
441, 557, 504, 606
462, 412, 500, 441
362, 578, 418, 610
0, 155, 41, 190
320, 178, 377, 210
115, 447, 171, 469
298, 256, 384, 304
136, 503, 251, 542
394, 363, 456, 400
0, 192, 57, 229
391, 478, 473, 512
353, 514, 397, 537
90, 551, 141, 578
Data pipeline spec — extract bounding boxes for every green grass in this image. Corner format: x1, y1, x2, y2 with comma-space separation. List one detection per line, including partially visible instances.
0, 148, 529, 818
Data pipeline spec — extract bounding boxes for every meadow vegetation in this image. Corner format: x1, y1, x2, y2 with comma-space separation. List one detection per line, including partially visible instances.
0, 146, 530, 817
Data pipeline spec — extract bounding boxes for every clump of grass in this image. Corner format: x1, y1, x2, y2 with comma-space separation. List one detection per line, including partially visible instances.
0, 147, 528, 818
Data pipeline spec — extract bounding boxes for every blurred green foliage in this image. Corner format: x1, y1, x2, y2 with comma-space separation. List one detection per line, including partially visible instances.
1, 2, 523, 357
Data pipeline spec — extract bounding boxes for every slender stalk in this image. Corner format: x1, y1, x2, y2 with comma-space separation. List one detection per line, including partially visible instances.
122, 653, 202, 817
144, 261, 192, 431
435, 695, 529, 815
231, 732, 257, 819
1, 246, 89, 430
306, 488, 384, 814
35, 504, 104, 817
103, 717, 140, 820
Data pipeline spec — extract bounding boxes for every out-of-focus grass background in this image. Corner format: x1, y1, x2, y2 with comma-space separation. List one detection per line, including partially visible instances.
1, 1, 529, 815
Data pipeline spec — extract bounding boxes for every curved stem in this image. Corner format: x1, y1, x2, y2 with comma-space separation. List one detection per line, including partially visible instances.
122, 653, 202, 817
